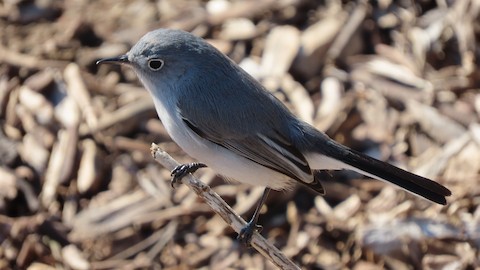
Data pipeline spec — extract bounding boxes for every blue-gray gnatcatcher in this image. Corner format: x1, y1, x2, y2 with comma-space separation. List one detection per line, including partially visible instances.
97, 29, 451, 244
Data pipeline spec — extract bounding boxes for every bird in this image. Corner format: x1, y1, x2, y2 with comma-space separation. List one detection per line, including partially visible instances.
97, 28, 451, 244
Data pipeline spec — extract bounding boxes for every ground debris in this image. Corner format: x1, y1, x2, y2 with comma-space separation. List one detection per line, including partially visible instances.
1, 0, 479, 269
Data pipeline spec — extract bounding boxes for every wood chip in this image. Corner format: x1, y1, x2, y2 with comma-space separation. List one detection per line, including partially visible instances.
41, 129, 78, 207
261, 25, 300, 77
77, 139, 100, 194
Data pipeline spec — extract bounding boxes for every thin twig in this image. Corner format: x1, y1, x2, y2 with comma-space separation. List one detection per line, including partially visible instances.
150, 143, 301, 270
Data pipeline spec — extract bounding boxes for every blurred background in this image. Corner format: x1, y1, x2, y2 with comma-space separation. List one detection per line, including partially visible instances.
1, 0, 479, 269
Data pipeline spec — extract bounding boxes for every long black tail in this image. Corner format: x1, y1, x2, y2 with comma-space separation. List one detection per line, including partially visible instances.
318, 139, 452, 205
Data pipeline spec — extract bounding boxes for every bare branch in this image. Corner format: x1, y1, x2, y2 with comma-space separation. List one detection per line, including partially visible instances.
150, 143, 301, 270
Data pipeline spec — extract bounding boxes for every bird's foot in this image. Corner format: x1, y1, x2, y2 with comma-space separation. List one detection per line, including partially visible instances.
237, 221, 262, 247
170, 162, 207, 188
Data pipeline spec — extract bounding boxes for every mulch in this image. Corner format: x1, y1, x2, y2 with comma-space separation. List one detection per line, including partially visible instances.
1, 0, 479, 269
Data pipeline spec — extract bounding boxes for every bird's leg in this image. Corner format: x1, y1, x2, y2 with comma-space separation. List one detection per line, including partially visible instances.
170, 162, 207, 188
237, 187, 271, 246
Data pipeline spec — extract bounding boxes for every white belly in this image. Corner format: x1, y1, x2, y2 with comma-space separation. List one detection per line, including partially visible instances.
151, 97, 293, 190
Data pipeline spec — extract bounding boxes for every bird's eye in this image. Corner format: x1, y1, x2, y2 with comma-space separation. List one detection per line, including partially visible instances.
148, 59, 164, 71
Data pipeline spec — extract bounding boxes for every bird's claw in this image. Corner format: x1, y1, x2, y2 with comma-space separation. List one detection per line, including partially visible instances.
237, 222, 263, 246
170, 162, 207, 188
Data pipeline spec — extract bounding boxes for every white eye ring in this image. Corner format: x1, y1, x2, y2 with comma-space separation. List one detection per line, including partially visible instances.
148, 59, 164, 71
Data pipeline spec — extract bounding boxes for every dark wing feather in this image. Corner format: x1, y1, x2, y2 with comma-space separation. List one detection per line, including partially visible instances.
182, 117, 313, 183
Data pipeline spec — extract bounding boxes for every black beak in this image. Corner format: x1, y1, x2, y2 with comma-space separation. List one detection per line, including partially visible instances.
96, 54, 129, 65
